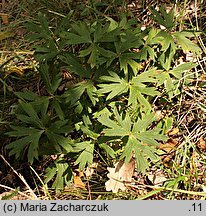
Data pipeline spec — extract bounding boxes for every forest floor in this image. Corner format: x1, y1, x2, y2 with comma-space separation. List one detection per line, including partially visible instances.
0, 0, 206, 200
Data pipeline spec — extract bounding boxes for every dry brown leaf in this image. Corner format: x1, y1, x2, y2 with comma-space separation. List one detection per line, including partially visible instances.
198, 138, 206, 151
167, 128, 179, 136
160, 138, 179, 166
71, 170, 86, 189
147, 169, 167, 185
155, 110, 164, 121
73, 175, 86, 189
0, 13, 9, 25
105, 158, 135, 193
0, 31, 14, 41
159, 138, 179, 153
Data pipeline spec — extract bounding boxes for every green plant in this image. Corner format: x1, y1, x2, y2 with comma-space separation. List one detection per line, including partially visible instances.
5, 5, 202, 191
5, 93, 73, 164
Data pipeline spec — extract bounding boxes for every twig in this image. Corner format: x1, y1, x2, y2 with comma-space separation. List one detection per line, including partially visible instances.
0, 155, 38, 200
86, 177, 92, 200
0, 51, 34, 55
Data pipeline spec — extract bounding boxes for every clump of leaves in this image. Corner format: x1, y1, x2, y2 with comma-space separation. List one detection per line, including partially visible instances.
5, 5, 202, 192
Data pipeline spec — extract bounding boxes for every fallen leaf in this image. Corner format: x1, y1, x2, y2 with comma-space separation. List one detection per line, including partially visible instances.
198, 138, 206, 151
0, 13, 9, 25
4, 66, 33, 78
84, 162, 98, 178
159, 138, 179, 153
202, 185, 206, 192
105, 158, 135, 193
0, 31, 14, 41
161, 155, 173, 163
155, 110, 164, 121
160, 138, 179, 166
147, 169, 167, 185
73, 175, 86, 189
167, 128, 179, 136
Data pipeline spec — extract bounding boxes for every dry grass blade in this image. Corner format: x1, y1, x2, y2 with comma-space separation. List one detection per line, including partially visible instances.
0, 184, 35, 200
0, 155, 38, 200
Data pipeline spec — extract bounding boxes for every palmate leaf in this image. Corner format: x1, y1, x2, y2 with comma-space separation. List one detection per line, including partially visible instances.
134, 68, 158, 83
79, 43, 116, 69
47, 120, 73, 134
128, 86, 151, 110
79, 43, 97, 68
128, 72, 159, 110
156, 31, 176, 52
15, 96, 50, 124
45, 119, 73, 151
34, 42, 59, 61
14, 91, 39, 101
120, 134, 162, 173
135, 130, 162, 146
6, 96, 73, 163
133, 114, 167, 144
98, 113, 130, 137
59, 53, 91, 78
132, 112, 156, 132
73, 141, 94, 170
51, 97, 65, 121
159, 49, 175, 71
80, 125, 99, 140
14, 95, 49, 120
38, 62, 53, 94
93, 23, 120, 43
98, 109, 167, 172
115, 29, 143, 53
137, 28, 160, 61
26, 12, 52, 41
170, 62, 197, 79
146, 28, 161, 45
6, 129, 44, 164
173, 31, 202, 56
98, 69, 159, 109
153, 30, 176, 70
149, 5, 175, 29
18, 102, 44, 128
6, 126, 41, 137
99, 143, 116, 158
120, 135, 150, 172
119, 53, 142, 75
44, 158, 73, 192
155, 63, 197, 98
155, 69, 178, 99
98, 71, 129, 100
38, 62, 62, 95
60, 21, 119, 68
46, 131, 66, 152
63, 80, 98, 106
60, 22, 92, 45
165, 77, 178, 98
131, 81, 158, 96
